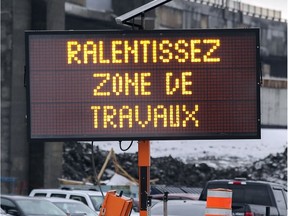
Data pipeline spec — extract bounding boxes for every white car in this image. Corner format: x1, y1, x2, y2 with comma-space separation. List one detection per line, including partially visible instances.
1, 195, 67, 216
42, 197, 98, 216
29, 189, 104, 213
151, 199, 206, 216
29, 188, 139, 215
0, 207, 12, 216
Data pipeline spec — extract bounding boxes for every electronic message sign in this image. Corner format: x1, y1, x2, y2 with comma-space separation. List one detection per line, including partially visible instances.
25, 29, 260, 141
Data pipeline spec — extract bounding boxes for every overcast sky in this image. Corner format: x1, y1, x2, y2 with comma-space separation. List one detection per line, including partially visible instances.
240, 0, 287, 19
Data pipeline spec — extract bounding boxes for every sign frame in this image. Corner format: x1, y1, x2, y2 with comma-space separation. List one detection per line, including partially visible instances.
25, 28, 261, 141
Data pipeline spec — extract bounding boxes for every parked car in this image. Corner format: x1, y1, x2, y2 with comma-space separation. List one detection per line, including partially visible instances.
0, 195, 67, 216
0, 208, 12, 216
150, 199, 206, 216
42, 197, 98, 216
199, 178, 288, 216
29, 189, 104, 212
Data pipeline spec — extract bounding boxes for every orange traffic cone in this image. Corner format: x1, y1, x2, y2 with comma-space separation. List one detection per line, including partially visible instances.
205, 188, 232, 216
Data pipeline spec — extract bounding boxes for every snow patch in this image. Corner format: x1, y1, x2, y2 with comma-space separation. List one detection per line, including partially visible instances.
93, 128, 287, 168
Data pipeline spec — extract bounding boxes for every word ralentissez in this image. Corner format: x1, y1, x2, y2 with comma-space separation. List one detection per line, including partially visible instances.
67, 38, 221, 64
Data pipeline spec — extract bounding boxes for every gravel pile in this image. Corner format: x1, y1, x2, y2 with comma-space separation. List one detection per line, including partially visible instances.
62, 141, 287, 187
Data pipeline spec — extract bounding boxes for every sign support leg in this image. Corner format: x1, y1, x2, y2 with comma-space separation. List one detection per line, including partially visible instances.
138, 140, 150, 216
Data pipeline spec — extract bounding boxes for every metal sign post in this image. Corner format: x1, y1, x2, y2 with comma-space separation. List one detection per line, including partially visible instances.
138, 140, 151, 216
163, 192, 169, 216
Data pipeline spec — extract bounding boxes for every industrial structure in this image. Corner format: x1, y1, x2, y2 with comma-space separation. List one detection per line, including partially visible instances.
1, 0, 287, 194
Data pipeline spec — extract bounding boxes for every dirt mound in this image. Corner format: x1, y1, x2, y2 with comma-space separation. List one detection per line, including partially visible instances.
62, 142, 287, 187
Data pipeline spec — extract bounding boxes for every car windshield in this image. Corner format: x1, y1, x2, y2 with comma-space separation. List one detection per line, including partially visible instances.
16, 199, 66, 216
53, 202, 97, 216
90, 195, 104, 211
204, 183, 272, 206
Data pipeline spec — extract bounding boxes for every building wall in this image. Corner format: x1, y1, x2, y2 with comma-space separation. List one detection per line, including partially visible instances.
1, 0, 31, 195
1, 0, 14, 194
1, 0, 31, 194
261, 80, 287, 127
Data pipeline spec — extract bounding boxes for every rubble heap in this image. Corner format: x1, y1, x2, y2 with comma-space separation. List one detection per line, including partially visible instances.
62, 142, 287, 187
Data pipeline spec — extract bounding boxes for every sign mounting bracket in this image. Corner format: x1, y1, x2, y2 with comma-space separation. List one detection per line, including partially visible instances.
115, 0, 172, 29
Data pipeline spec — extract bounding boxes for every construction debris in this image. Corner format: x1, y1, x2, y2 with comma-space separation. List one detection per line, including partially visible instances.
62, 141, 287, 187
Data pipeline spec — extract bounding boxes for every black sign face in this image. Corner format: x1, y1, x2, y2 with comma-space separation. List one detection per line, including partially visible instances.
25, 29, 260, 141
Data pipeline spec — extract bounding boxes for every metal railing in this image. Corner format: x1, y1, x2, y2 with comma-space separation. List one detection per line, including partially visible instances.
187, 0, 286, 22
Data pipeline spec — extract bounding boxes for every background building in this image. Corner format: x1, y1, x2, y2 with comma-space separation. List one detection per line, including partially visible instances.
1, 0, 287, 194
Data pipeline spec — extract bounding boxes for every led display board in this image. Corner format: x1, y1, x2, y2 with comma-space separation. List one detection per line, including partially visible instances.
25, 29, 260, 141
